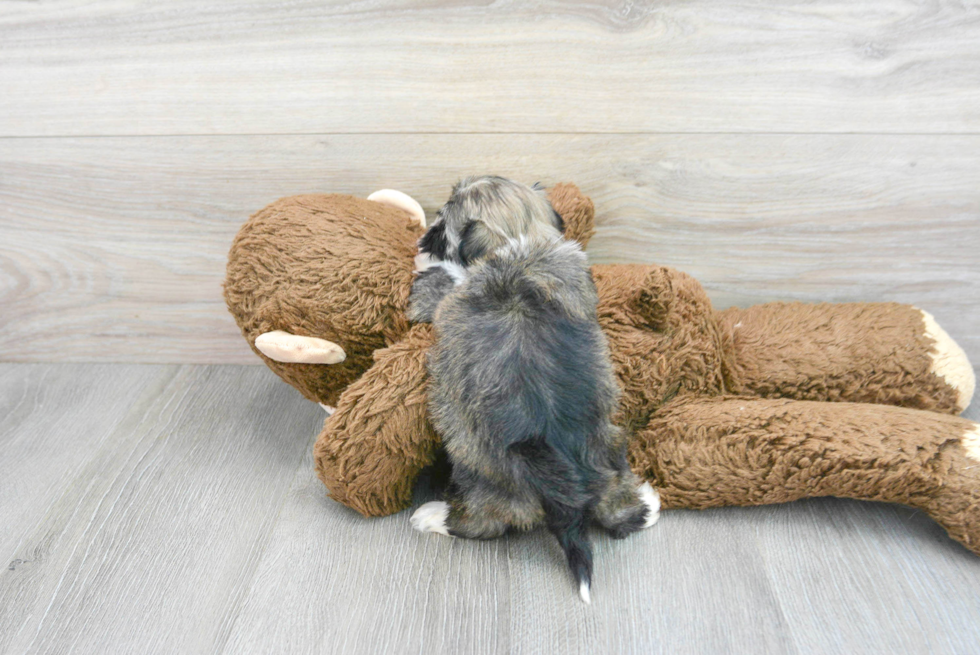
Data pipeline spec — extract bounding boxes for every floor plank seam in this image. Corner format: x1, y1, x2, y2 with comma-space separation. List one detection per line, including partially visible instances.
214, 427, 320, 655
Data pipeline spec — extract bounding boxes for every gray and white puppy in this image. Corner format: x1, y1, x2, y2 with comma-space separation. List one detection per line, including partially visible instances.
408, 176, 659, 604
407, 175, 565, 319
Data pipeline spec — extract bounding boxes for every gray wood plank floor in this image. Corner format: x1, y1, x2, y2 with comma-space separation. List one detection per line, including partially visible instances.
2, 363, 978, 655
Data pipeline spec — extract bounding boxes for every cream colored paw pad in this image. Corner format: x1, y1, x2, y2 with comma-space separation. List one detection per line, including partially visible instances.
919, 309, 975, 412
963, 423, 980, 464
368, 189, 426, 228
254, 331, 346, 365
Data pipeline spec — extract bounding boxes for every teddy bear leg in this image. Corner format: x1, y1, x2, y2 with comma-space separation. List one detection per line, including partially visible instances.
629, 396, 980, 555
314, 324, 440, 517
923, 422, 980, 554
716, 302, 975, 414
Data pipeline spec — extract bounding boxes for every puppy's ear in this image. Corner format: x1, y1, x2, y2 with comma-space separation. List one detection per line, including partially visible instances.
457, 220, 489, 266
551, 208, 566, 234
418, 221, 449, 260
533, 182, 566, 235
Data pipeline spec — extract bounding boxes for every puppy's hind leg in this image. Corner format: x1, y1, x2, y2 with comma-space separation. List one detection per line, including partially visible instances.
593, 469, 661, 538
411, 485, 519, 539
410, 501, 453, 536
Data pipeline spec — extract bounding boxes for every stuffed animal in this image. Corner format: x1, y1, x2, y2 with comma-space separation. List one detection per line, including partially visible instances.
224, 184, 980, 555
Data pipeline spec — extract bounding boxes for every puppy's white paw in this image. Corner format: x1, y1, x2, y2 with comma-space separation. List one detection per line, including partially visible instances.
638, 482, 661, 529
410, 501, 451, 536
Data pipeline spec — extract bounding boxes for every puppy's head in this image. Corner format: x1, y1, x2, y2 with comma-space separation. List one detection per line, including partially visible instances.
418, 176, 564, 266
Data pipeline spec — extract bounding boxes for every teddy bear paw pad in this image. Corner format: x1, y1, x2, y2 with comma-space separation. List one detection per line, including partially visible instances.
919, 309, 976, 412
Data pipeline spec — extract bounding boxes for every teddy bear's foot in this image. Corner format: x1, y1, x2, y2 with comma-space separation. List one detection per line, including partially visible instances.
919, 309, 976, 413
633, 395, 980, 556
410, 501, 451, 536
925, 421, 980, 554
965, 423, 980, 462
717, 302, 974, 414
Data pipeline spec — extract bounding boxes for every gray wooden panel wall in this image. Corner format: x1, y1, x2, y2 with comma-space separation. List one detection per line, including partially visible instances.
3, 1, 979, 135
1, 1, 978, 365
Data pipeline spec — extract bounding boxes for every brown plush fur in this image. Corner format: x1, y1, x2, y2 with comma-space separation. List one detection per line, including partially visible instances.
717, 302, 962, 412
224, 194, 422, 406
629, 397, 980, 552
224, 184, 979, 555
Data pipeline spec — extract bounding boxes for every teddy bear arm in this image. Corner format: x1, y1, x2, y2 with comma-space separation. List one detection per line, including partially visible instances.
313, 323, 440, 517
716, 302, 975, 414
547, 183, 596, 249
629, 395, 980, 555
591, 264, 679, 332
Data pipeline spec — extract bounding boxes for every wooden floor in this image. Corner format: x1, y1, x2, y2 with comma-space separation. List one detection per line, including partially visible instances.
3, 1, 980, 653
0, 362, 977, 654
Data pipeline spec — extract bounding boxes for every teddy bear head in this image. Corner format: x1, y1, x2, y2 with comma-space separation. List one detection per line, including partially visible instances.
224, 184, 596, 406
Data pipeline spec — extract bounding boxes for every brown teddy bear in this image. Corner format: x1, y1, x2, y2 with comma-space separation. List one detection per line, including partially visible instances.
224, 184, 980, 555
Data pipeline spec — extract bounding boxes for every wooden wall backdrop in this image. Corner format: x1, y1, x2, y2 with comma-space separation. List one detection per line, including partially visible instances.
1, 1, 978, 364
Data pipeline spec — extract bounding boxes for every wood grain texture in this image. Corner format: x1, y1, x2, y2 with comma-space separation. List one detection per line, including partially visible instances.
0, 364, 322, 655
2, 0, 980, 136
230, 370, 980, 655
0, 363, 174, 654
1, 364, 978, 654
2, 134, 977, 364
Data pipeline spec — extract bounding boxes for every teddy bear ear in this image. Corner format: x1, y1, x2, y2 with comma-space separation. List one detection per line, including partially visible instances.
546, 183, 595, 248
367, 189, 427, 228
629, 267, 674, 332
254, 330, 346, 364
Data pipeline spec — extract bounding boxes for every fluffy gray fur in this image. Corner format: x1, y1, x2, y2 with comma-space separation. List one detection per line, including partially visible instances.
409, 177, 654, 602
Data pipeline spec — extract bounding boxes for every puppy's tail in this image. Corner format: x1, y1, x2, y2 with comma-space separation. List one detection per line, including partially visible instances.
543, 501, 594, 604
512, 438, 595, 603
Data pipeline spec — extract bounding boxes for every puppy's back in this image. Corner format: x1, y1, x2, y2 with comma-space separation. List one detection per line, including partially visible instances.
428, 238, 619, 464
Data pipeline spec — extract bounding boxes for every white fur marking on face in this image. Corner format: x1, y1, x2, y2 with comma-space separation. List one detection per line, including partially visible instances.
433, 261, 469, 286
579, 581, 591, 605
918, 309, 975, 412
638, 482, 661, 528
254, 331, 346, 364
319, 404, 335, 415
414, 251, 438, 273
963, 423, 980, 463
410, 501, 451, 536
367, 189, 427, 228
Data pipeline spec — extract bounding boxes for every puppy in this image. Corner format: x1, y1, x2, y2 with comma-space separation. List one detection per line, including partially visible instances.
407, 175, 565, 321
408, 177, 659, 604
